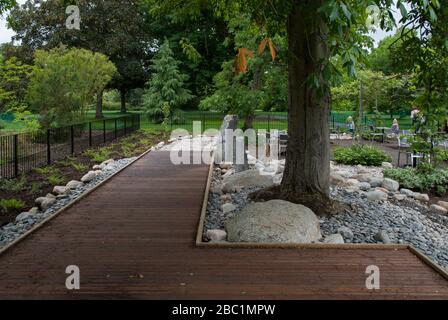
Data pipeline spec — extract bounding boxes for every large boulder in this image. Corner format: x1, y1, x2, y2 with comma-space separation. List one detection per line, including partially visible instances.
226, 200, 321, 243
66, 180, 83, 190
222, 170, 274, 193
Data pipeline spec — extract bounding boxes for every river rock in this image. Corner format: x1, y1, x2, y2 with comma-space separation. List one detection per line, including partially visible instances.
430, 204, 448, 214
222, 170, 274, 193
81, 171, 98, 183
337, 226, 354, 242
66, 180, 83, 190
358, 182, 371, 191
322, 234, 344, 244
226, 200, 321, 243
369, 177, 383, 188
414, 193, 429, 202
400, 189, 415, 198
53, 186, 70, 195
382, 178, 399, 192
15, 212, 32, 222
366, 190, 388, 202
206, 229, 227, 241
374, 230, 391, 244
437, 201, 448, 211
382, 162, 393, 169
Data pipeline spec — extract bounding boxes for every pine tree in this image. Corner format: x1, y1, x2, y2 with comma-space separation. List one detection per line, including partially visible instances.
143, 40, 193, 127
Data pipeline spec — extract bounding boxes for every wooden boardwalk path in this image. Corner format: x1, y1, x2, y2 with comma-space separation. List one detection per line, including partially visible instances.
0, 151, 447, 299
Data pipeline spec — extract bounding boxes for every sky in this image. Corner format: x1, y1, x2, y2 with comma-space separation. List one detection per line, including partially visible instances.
0, 1, 404, 46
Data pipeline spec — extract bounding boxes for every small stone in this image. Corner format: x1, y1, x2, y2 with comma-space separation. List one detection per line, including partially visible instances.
382, 178, 399, 192
382, 162, 393, 169
358, 182, 371, 191
156, 141, 165, 149
206, 229, 227, 241
81, 170, 101, 183
323, 234, 344, 244
210, 187, 222, 195
100, 159, 115, 166
369, 178, 383, 188
222, 203, 236, 213
374, 230, 391, 244
29, 207, 39, 214
92, 164, 103, 170
436, 201, 448, 211
342, 179, 359, 188
66, 180, 83, 189
393, 194, 406, 201
414, 193, 429, 202
400, 189, 415, 198
338, 226, 354, 242
356, 165, 369, 174
53, 186, 70, 195
430, 204, 448, 214
366, 190, 388, 202
16, 212, 32, 222
220, 194, 232, 202
40, 197, 56, 211
45, 193, 56, 199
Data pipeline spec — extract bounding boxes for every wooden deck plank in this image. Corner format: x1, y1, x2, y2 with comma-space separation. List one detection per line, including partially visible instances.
0, 151, 447, 299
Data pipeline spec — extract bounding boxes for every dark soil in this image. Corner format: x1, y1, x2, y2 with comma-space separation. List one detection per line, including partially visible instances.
0, 129, 169, 226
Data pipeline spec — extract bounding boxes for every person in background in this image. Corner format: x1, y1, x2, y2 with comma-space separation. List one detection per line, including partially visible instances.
346, 116, 355, 135
411, 106, 419, 125
391, 119, 400, 135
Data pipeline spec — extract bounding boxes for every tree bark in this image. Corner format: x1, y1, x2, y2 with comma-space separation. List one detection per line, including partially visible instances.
252, 1, 341, 215
95, 90, 104, 119
120, 89, 127, 113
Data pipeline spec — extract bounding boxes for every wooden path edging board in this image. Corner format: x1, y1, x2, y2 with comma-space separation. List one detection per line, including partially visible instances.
195, 152, 448, 281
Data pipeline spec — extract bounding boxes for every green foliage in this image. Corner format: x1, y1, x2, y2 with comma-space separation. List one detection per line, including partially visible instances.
84, 147, 111, 163
333, 144, 391, 166
0, 57, 32, 111
0, 175, 27, 192
0, 198, 25, 214
0, 0, 15, 15
47, 172, 65, 186
27, 46, 116, 128
384, 167, 448, 194
142, 40, 193, 125
33, 166, 53, 175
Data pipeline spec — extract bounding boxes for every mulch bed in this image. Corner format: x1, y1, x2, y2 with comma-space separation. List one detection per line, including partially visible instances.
0, 130, 169, 226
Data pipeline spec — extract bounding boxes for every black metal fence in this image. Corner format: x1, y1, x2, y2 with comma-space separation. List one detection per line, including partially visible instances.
0, 114, 140, 179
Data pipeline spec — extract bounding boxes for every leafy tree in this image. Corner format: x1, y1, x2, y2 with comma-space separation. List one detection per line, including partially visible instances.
7, 0, 153, 115
27, 47, 116, 128
142, 40, 193, 127
0, 0, 15, 15
0, 56, 32, 110
151, 0, 443, 214
144, 0, 233, 105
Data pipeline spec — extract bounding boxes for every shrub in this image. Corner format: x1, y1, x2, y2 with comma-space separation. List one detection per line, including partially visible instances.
84, 147, 111, 163
0, 175, 27, 193
333, 144, 391, 166
47, 172, 65, 185
384, 167, 448, 193
0, 198, 26, 214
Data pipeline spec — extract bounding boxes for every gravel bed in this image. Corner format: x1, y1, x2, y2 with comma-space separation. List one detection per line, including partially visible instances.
204, 163, 448, 269
0, 157, 137, 249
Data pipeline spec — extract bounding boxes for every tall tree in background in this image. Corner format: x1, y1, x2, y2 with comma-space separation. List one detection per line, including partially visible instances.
7, 0, 153, 116
142, 40, 193, 127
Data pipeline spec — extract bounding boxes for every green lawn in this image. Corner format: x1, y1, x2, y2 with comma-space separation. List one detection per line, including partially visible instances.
1, 109, 416, 135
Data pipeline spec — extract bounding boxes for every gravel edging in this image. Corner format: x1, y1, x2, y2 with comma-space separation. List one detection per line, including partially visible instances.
0, 156, 138, 250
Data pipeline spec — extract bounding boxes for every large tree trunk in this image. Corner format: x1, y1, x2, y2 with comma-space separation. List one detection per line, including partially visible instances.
120, 89, 127, 113
95, 90, 104, 119
251, 1, 340, 215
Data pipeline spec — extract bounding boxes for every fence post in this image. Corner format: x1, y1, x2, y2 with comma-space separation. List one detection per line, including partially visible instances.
89, 122, 92, 147
70, 125, 74, 155
103, 120, 106, 143
114, 118, 117, 139
47, 129, 51, 165
13, 134, 18, 178
202, 112, 205, 133
268, 113, 271, 131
